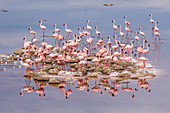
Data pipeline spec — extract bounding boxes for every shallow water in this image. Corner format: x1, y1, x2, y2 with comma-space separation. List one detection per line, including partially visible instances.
0, 0, 170, 113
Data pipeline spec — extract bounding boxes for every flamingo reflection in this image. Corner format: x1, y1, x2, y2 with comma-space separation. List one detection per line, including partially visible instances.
20, 77, 34, 96
121, 82, 134, 98
135, 79, 151, 92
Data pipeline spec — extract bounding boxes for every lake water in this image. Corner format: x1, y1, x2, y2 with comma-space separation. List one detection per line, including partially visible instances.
0, 0, 170, 113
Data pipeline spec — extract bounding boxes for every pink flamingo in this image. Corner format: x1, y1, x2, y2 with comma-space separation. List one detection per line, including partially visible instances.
118, 25, 124, 40
124, 50, 133, 70
124, 16, 131, 27
135, 32, 139, 46
139, 27, 145, 40
54, 24, 60, 34
95, 26, 101, 37
154, 30, 160, 40
135, 53, 148, 68
20, 60, 31, 74
63, 23, 73, 39
39, 20, 46, 41
107, 35, 112, 46
87, 20, 93, 36
78, 27, 85, 37
149, 14, 155, 27
142, 43, 150, 57
28, 27, 36, 38
125, 40, 134, 56
112, 20, 118, 35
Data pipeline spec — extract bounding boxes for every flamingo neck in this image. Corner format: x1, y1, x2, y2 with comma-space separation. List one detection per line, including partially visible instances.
65, 24, 67, 30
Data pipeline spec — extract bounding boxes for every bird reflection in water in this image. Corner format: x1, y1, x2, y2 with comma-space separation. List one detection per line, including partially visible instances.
20, 77, 34, 96
19, 73, 155, 100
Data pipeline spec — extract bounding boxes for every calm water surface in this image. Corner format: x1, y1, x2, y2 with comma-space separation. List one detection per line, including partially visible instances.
0, 0, 170, 113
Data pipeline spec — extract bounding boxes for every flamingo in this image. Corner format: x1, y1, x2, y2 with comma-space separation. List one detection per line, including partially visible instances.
23, 36, 32, 53
125, 40, 134, 56
118, 25, 124, 39
95, 26, 101, 37
135, 32, 139, 46
142, 43, 150, 57
154, 30, 160, 40
54, 24, 60, 34
51, 31, 59, 46
83, 27, 90, 36
20, 60, 31, 74
154, 21, 159, 31
39, 20, 46, 41
124, 16, 131, 29
135, 53, 148, 68
112, 20, 118, 35
87, 20, 93, 36
149, 14, 154, 27
28, 27, 36, 38
125, 23, 130, 35
139, 27, 145, 40
78, 27, 85, 37
124, 50, 133, 70
107, 35, 112, 46
63, 23, 73, 39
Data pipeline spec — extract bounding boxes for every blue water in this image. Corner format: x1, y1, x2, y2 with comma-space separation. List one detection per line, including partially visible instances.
0, 0, 170, 113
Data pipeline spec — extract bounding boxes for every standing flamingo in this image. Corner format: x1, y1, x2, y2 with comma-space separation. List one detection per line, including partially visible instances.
28, 27, 36, 38
87, 20, 93, 36
63, 23, 73, 39
54, 24, 60, 34
39, 20, 46, 41
112, 20, 118, 35
149, 14, 155, 27
118, 25, 124, 40
95, 26, 101, 37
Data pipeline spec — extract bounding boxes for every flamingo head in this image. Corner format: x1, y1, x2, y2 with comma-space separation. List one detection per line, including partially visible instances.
95, 26, 97, 28
54, 24, 56, 26
149, 14, 152, 16
118, 25, 121, 27
145, 40, 147, 43
131, 40, 134, 43
148, 89, 151, 92
134, 53, 137, 57
136, 32, 139, 34
156, 21, 158, 24
78, 27, 80, 30
83, 27, 86, 29
113, 35, 116, 38
131, 50, 134, 54
148, 43, 150, 47
63, 23, 66, 26
20, 92, 23, 96
28, 27, 31, 30
139, 27, 141, 30
23, 36, 26, 40
132, 94, 134, 98
39, 20, 42, 23
112, 20, 115, 22
108, 35, 110, 39
87, 20, 89, 22
124, 16, 127, 19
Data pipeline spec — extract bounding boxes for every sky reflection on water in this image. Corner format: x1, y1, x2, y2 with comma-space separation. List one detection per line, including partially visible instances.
0, 0, 170, 113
